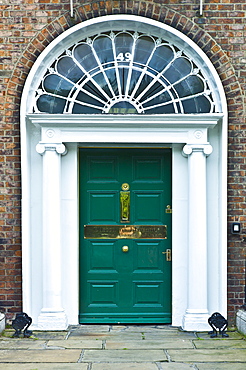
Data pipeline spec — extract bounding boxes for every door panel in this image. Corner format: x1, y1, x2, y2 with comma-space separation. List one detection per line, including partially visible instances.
89, 192, 118, 222
134, 241, 163, 271
87, 156, 119, 182
133, 157, 163, 182
134, 192, 163, 221
133, 282, 163, 306
89, 241, 116, 271
79, 148, 172, 323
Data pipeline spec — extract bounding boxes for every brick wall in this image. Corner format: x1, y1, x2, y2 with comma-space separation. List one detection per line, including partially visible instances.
0, 0, 245, 324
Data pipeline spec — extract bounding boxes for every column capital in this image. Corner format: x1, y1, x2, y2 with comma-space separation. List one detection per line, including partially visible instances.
36, 143, 67, 156
182, 144, 213, 157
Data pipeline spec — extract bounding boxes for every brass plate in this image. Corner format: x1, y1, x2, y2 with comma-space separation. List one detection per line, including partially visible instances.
84, 225, 167, 239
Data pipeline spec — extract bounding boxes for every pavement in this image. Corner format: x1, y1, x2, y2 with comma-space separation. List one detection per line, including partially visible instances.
0, 324, 246, 369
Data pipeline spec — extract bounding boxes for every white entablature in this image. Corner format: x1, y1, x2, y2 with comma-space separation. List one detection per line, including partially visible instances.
28, 113, 222, 144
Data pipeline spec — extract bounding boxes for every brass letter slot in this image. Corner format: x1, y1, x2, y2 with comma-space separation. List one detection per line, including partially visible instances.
84, 225, 167, 239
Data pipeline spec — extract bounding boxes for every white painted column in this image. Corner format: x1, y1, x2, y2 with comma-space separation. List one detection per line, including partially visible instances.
182, 144, 213, 331
36, 143, 68, 330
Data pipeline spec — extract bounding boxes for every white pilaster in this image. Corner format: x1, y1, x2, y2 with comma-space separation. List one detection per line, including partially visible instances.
182, 144, 213, 331
36, 143, 68, 330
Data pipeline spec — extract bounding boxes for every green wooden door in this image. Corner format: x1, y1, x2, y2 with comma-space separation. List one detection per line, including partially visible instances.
79, 148, 172, 323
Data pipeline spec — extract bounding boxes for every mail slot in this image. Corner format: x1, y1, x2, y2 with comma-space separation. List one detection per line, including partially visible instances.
84, 225, 167, 239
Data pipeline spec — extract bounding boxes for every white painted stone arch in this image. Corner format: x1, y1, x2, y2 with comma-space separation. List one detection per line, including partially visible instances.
21, 15, 227, 330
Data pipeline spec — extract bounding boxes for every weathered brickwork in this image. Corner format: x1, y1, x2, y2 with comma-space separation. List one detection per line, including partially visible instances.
0, 0, 245, 324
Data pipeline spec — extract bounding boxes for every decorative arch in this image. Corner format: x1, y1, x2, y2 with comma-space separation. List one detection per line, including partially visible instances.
21, 14, 227, 118
34, 30, 216, 115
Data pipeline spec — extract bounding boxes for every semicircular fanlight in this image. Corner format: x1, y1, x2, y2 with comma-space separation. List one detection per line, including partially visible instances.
34, 31, 216, 114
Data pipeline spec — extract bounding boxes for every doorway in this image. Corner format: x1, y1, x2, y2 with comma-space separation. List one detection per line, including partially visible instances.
79, 148, 172, 323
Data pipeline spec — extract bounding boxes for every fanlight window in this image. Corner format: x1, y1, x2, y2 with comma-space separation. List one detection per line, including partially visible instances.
34, 31, 216, 114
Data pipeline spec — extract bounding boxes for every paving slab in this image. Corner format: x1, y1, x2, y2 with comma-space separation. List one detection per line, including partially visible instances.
144, 332, 197, 340
91, 363, 159, 369
82, 349, 167, 362
33, 331, 68, 340
109, 325, 178, 333
0, 339, 46, 349
69, 325, 110, 334
67, 333, 109, 341
103, 333, 144, 340
196, 364, 246, 370
0, 349, 82, 363
193, 339, 246, 349
92, 363, 195, 369
168, 349, 246, 362
0, 364, 88, 370
47, 339, 103, 349
105, 339, 193, 349
196, 331, 243, 340
160, 365, 196, 369
97, 332, 143, 341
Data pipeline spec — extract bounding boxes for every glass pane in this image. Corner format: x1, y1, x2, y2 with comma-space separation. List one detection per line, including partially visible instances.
145, 103, 175, 114
56, 56, 84, 83
175, 75, 204, 98
74, 43, 98, 72
93, 73, 113, 98
142, 90, 171, 107
134, 36, 155, 65
115, 33, 134, 65
75, 91, 104, 108
164, 57, 192, 83
104, 69, 119, 96
93, 36, 114, 65
118, 67, 129, 94
128, 69, 142, 95
43, 74, 73, 97
37, 94, 66, 113
108, 101, 138, 114
182, 95, 211, 113
72, 103, 102, 114
82, 80, 106, 101
134, 74, 153, 97
140, 81, 164, 102
149, 45, 174, 72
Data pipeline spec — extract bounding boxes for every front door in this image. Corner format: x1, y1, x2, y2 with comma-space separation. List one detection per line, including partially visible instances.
79, 148, 172, 323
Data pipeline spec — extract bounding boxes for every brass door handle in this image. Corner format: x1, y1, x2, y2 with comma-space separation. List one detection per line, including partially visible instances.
122, 246, 129, 253
162, 249, 171, 261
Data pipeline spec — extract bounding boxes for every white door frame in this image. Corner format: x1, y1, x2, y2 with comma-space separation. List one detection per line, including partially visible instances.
20, 15, 228, 330
23, 113, 226, 330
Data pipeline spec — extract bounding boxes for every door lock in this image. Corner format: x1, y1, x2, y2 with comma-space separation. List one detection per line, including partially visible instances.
122, 245, 129, 253
162, 249, 171, 261
165, 205, 172, 213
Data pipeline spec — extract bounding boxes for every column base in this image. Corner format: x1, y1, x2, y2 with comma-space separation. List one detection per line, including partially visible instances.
182, 309, 210, 331
38, 308, 68, 330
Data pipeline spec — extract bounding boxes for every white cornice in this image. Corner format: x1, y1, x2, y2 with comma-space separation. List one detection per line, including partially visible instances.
27, 113, 223, 129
